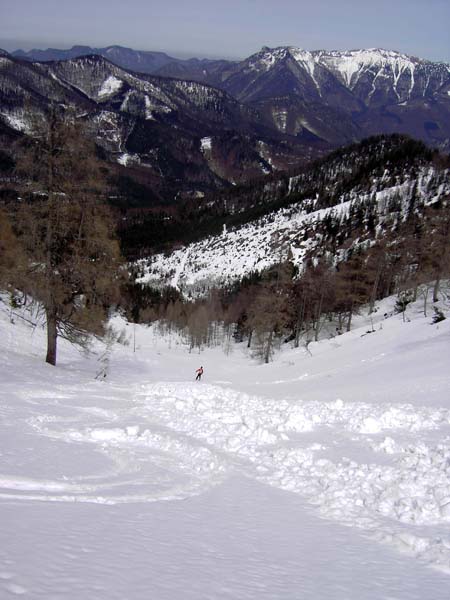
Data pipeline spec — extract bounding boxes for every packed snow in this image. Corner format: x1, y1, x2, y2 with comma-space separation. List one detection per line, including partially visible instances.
1, 291, 450, 598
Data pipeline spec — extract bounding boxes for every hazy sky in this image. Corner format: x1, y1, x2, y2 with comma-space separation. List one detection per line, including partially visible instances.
1, 0, 449, 62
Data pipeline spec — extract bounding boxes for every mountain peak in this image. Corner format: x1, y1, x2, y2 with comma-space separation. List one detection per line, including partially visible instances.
69, 45, 94, 53
247, 46, 302, 72
312, 47, 450, 90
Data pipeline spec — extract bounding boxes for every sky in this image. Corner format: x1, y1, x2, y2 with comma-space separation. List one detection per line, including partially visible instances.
0, 0, 449, 62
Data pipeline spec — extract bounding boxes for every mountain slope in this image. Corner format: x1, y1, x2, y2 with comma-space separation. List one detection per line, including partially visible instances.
2, 45, 449, 205
0, 53, 322, 201
133, 136, 450, 293
9, 44, 450, 152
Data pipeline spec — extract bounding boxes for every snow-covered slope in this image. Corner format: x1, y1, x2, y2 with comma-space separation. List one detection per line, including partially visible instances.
1, 292, 450, 597
136, 165, 450, 295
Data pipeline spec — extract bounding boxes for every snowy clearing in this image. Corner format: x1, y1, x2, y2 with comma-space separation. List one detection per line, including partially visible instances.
1, 294, 450, 598
97, 75, 123, 99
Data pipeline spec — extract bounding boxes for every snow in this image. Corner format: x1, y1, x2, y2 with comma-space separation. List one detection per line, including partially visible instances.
289, 48, 322, 95
0, 112, 30, 133
257, 140, 275, 169
137, 167, 450, 294
117, 152, 140, 166
316, 49, 418, 97
200, 136, 212, 152
144, 95, 155, 120
93, 111, 123, 149
98, 75, 123, 98
1, 293, 450, 597
250, 48, 289, 72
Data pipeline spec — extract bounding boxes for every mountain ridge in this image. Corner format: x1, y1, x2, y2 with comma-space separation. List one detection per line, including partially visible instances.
1, 45, 449, 206
0, 52, 321, 202
127, 135, 450, 288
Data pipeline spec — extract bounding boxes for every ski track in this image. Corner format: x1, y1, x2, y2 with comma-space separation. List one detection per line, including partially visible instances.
2, 380, 450, 573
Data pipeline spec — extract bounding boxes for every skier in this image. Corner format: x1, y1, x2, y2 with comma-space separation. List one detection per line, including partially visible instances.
195, 366, 204, 381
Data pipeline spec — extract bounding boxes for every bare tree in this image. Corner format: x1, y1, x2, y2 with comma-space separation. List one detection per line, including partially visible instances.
335, 252, 371, 332
11, 107, 123, 365
0, 207, 25, 288
247, 262, 293, 363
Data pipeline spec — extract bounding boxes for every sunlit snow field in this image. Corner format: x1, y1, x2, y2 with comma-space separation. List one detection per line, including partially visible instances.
1, 294, 450, 599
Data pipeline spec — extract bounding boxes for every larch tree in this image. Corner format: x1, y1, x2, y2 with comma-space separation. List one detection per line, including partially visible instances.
12, 107, 123, 365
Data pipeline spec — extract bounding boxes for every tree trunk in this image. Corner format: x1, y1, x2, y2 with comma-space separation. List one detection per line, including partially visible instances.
346, 303, 353, 332
46, 309, 57, 365
433, 275, 441, 303
314, 291, 325, 342
247, 329, 253, 348
423, 285, 429, 317
264, 330, 273, 364
294, 297, 306, 348
369, 264, 382, 314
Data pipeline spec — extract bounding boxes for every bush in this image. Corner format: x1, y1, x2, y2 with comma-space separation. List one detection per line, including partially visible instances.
394, 291, 413, 314
432, 307, 446, 324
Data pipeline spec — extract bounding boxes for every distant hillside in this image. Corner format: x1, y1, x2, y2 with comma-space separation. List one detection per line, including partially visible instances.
1, 45, 449, 228
131, 135, 450, 294
10, 44, 450, 153
0, 53, 321, 203
12, 44, 234, 80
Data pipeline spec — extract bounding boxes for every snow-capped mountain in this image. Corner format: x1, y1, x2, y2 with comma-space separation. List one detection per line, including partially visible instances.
6, 43, 450, 155
235, 47, 450, 106
317, 48, 449, 102
1, 45, 449, 206
214, 46, 450, 151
